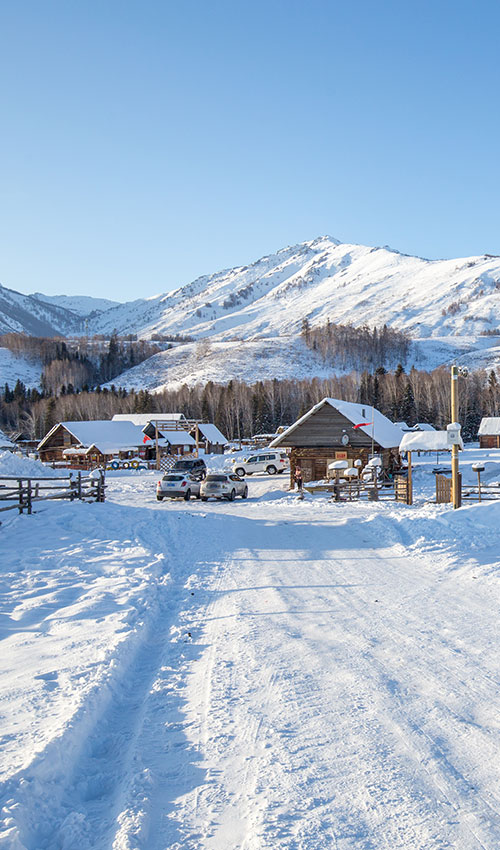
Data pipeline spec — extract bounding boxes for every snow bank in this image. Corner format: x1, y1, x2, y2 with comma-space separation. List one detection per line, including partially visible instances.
0, 451, 61, 478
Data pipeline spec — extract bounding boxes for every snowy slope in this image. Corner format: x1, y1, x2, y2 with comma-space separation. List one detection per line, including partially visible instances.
0, 282, 84, 336
2, 452, 500, 849
32, 293, 119, 316
0, 347, 42, 389
104, 336, 359, 392
88, 237, 500, 344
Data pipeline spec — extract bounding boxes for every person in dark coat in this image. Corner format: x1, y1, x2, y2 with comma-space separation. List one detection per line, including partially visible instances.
293, 466, 303, 492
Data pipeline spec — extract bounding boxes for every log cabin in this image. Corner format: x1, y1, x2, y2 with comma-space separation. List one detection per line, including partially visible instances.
269, 398, 403, 485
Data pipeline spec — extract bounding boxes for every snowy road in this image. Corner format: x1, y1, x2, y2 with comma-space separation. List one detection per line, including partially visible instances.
2, 469, 500, 849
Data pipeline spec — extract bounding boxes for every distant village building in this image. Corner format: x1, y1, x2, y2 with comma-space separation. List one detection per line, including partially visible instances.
113, 413, 227, 455
412, 423, 436, 432
189, 423, 227, 455
478, 417, 500, 448
269, 398, 403, 485
37, 420, 165, 467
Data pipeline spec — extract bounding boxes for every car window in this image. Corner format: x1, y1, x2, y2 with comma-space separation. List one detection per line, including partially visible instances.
164, 474, 184, 481
205, 474, 228, 482
247, 456, 258, 463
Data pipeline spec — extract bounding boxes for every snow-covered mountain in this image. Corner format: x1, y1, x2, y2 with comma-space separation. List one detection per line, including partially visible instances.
3, 236, 500, 387
0, 282, 85, 336
32, 293, 119, 317
87, 236, 500, 344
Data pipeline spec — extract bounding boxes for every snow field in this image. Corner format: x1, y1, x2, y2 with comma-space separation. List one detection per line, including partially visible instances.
1, 454, 500, 848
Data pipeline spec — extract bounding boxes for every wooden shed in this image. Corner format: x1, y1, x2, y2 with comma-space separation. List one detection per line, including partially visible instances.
478, 417, 500, 448
269, 398, 403, 486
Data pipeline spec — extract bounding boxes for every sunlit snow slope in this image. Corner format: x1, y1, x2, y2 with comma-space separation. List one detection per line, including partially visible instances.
89, 236, 500, 343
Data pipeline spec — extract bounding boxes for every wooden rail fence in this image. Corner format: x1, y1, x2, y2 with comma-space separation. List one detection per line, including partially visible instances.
0, 471, 105, 517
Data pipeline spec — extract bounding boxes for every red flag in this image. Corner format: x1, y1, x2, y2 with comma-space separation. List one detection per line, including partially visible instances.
353, 422, 373, 429
143, 435, 151, 443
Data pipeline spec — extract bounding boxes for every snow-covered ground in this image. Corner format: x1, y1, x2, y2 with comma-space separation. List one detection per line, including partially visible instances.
2, 448, 500, 849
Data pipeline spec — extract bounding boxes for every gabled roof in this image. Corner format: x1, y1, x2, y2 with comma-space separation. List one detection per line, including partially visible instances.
112, 413, 187, 426
38, 420, 148, 452
196, 423, 227, 444
269, 398, 403, 449
412, 423, 436, 431
159, 429, 196, 446
478, 417, 500, 436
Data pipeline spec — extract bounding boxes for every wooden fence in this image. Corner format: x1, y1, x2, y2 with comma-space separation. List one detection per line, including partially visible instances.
0, 471, 105, 517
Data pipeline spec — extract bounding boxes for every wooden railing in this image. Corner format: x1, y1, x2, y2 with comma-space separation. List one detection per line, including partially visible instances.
0, 471, 105, 516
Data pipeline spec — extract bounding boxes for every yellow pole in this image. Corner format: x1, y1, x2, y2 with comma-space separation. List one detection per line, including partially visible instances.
451, 366, 460, 509
155, 421, 160, 471
407, 451, 413, 506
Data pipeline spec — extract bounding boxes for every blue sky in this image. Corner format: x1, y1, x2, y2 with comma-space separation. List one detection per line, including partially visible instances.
1, 0, 499, 302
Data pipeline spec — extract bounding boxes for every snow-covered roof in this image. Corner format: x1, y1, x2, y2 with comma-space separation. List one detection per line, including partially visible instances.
196, 423, 227, 444
394, 421, 410, 430
399, 431, 463, 452
269, 398, 403, 449
0, 428, 15, 449
159, 429, 196, 446
478, 417, 500, 436
112, 413, 187, 425
38, 420, 149, 452
412, 423, 436, 431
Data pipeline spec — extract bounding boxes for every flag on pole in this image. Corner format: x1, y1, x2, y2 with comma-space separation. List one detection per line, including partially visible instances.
143, 435, 151, 443
353, 421, 373, 429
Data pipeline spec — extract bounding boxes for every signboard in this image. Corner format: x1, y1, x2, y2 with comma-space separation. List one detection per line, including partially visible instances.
335, 451, 348, 460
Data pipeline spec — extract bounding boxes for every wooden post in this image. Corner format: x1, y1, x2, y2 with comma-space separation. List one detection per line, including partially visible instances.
18, 479, 23, 514
451, 365, 461, 509
27, 479, 32, 515
155, 421, 160, 471
195, 423, 200, 458
78, 471, 82, 500
477, 467, 482, 503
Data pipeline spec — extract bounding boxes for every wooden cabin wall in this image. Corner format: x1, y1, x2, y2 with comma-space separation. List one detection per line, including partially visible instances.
279, 405, 378, 449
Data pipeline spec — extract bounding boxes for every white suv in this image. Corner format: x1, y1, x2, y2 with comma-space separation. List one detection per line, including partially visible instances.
233, 451, 289, 476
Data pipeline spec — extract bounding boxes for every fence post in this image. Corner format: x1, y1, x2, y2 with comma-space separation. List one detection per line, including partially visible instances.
27, 480, 32, 515
18, 479, 23, 514
78, 471, 82, 500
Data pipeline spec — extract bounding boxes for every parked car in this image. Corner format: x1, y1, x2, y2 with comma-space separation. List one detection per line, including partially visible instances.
232, 451, 289, 476
156, 472, 202, 501
171, 458, 207, 479
200, 473, 248, 501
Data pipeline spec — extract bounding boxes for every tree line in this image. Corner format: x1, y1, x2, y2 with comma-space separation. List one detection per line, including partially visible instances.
1, 364, 499, 443
0, 332, 161, 396
301, 319, 411, 371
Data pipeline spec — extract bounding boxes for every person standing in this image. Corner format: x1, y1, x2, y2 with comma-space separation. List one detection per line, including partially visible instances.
293, 466, 303, 492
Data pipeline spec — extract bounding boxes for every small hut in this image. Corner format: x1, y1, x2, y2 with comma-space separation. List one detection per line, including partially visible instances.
478, 418, 500, 448
269, 398, 403, 485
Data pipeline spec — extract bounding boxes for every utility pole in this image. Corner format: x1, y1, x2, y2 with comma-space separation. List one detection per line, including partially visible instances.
451, 365, 461, 509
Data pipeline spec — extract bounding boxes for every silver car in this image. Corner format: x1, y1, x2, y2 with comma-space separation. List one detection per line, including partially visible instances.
156, 473, 201, 501
200, 473, 248, 501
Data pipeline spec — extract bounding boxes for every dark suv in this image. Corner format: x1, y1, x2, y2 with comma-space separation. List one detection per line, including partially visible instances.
171, 458, 207, 480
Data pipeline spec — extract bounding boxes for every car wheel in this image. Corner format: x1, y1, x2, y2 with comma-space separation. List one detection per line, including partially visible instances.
235, 467, 246, 477
241, 486, 248, 499
201, 496, 208, 502
184, 489, 191, 501
229, 489, 236, 501
156, 495, 163, 501
266, 465, 277, 475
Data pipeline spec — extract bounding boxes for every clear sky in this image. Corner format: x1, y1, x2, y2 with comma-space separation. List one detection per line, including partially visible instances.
1, 0, 499, 302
